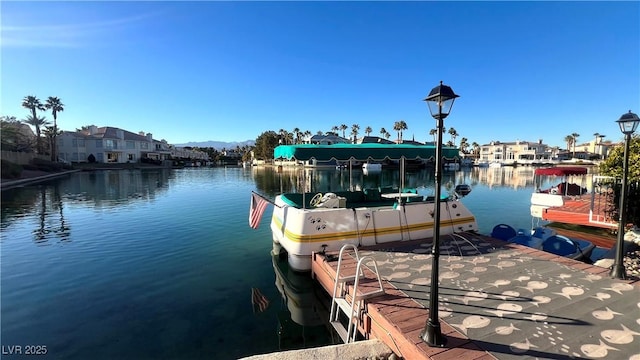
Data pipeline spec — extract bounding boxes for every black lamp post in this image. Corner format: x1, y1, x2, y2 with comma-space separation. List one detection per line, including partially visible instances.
611, 110, 639, 279
420, 81, 459, 347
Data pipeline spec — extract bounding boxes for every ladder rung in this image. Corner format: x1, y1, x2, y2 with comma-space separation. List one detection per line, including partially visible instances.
334, 298, 359, 318
329, 320, 349, 343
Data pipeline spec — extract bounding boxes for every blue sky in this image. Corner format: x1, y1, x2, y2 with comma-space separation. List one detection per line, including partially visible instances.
2, 1, 638, 148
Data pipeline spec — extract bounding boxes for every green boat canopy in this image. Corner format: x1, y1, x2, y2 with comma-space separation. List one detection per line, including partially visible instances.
274, 143, 460, 161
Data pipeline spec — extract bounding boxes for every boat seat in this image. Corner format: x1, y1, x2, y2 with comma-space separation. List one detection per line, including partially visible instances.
334, 191, 365, 204
541, 235, 596, 262
542, 235, 579, 257
491, 224, 517, 241
557, 182, 587, 196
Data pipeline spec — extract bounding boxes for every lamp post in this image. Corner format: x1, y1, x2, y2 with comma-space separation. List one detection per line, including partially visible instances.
611, 110, 640, 279
420, 81, 459, 347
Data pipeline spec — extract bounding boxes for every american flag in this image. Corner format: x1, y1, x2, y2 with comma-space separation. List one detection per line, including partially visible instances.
251, 287, 269, 313
249, 192, 269, 229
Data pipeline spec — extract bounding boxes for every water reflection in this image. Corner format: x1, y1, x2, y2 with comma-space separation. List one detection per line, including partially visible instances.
1, 166, 596, 247
32, 185, 71, 245
251, 166, 557, 198
1, 169, 172, 245
272, 253, 339, 350
63, 169, 172, 205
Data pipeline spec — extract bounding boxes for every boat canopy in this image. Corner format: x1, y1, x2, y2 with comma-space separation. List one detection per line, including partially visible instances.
534, 167, 588, 176
274, 143, 460, 161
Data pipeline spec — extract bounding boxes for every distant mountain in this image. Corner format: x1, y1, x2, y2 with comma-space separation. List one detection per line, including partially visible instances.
173, 140, 255, 150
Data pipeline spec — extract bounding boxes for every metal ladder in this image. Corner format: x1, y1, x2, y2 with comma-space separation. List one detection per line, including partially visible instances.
329, 244, 385, 343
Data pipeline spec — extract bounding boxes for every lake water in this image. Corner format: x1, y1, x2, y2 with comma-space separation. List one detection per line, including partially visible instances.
0, 166, 562, 359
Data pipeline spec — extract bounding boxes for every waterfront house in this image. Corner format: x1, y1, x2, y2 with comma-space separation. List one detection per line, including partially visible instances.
170, 146, 210, 165
356, 136, 395, 145
479, 139, 554, 165
574, 137, 614, 160
57, 125, 208, 164
309, 134, 351, 145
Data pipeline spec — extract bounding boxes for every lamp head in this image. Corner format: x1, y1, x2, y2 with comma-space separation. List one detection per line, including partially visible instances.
424, 81, 459, 120
616, 110, 640, 135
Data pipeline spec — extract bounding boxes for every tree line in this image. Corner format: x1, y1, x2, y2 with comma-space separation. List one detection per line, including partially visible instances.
252, 121, 485, 161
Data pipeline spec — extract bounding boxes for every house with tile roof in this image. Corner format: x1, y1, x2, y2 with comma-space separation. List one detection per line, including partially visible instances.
308, 133, 351, 145
56, 125, 208, 164
479, 139, 555, 165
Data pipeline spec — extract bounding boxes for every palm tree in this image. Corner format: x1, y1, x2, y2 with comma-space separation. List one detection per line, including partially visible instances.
448, 127, 459, 146
278, 129, 288, 144
22, 95, 47, 153
331, 125, 339, 135
339, 124, 348, 138
564, 135, 574, 152
45, 96, 64, 161
380, 127, 387, 138
472, 142, 480, 156
365, 126, 372, 136
292, 127, 300, 144
384, 130, 391, 140
350, 124, 360, 142
23, 114, 50, 154
571, 132, 580, 157
304, 130, 312, 144
459, 137, 469, 154
43, 124, 62, 158
22, 95, 46, 121
429, 128, 437, 143
393, 120, 407, 142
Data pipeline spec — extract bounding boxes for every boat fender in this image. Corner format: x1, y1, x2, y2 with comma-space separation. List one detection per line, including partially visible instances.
550, 187, 558, 195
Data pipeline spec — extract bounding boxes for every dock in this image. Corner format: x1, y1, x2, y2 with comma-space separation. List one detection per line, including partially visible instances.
311, 233, 639, 360
542, 193, 618, 229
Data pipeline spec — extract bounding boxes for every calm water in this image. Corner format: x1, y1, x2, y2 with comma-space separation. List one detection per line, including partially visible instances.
0, 166, 562, 359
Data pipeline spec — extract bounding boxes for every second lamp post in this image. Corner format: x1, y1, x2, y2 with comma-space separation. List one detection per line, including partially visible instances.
610, 110, 639, 279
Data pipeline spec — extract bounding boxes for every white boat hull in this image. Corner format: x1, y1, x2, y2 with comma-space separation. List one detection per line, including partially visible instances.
530, 192, 565, 218
270, 195, 478, 271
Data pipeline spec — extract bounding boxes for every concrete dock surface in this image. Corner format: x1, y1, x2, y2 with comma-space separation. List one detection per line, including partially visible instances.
240, 339, 396, 360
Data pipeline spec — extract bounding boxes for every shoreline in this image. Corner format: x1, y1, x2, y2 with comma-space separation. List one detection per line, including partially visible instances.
0, 169, 81, 191
0, 164, 170, 191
